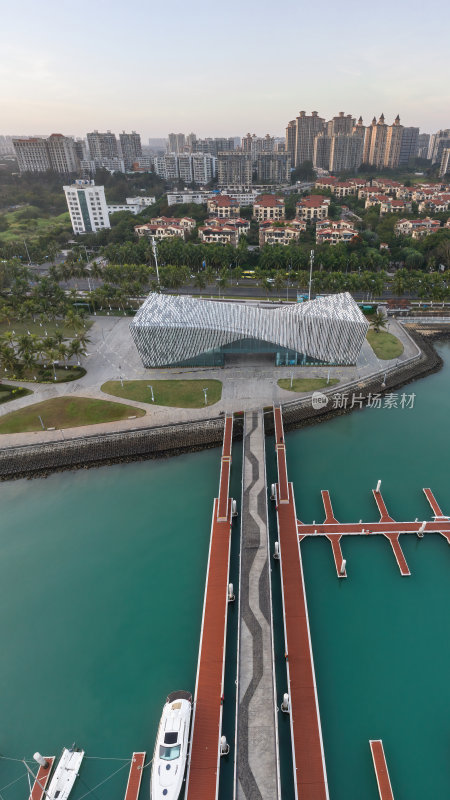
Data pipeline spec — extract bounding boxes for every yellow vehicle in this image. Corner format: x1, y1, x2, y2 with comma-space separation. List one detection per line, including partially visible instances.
242, 270, 256, 278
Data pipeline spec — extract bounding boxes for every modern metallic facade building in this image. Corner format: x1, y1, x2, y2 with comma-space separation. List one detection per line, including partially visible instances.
130, 292, 368, 368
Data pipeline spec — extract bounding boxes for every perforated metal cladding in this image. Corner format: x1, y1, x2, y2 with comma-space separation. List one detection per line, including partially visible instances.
129, 292, 369, 366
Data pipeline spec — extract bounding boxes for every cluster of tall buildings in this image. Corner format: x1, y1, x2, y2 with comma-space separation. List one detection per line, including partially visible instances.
11, 130, 142, 175
286, 110, 424, 172
6, 117, 450, 184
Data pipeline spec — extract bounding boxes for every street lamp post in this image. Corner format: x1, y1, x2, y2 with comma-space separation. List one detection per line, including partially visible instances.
203, 387, 208, 406
151, 236, 160, 287
308, 249, 314, 301
147, 384, 155, 402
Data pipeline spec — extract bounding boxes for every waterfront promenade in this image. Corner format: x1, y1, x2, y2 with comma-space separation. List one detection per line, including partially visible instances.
235, 410, 279, 800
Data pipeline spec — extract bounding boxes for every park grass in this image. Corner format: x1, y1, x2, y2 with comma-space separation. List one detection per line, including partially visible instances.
278, 377, 339, 393
3, 366, 87, 383
0, 397, 145, 434
0, 383, 32, 405
0, 320, 93, 337
101, 379, 223, 408
0, 207, 71, 243
367, 329, 404, 360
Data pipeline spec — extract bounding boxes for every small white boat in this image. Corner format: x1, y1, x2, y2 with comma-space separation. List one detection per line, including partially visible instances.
150, 691, 192, 800
46, 746, 84, 800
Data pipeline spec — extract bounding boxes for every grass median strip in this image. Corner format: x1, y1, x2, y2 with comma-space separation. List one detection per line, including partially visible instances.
0, 397, 145, 434
367, 330, 404, 360
101, 379, 222, 408
278, 377, 339, 393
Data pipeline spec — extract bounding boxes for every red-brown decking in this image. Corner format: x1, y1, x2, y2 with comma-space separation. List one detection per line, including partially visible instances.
370, 740, 395, 800
373, 490, 394, 522
321, 490, 338, 524
273, 406, 329, 800
383, 534, 410, 576
423, 488, 446, 518
123, 752, 145, 800
28, 757, 55, 800
185, 416, 233, 800
326, 534, 347, 578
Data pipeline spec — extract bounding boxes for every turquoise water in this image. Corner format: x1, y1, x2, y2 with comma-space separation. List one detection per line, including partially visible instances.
0, 452, 224, 800
0, 343, 449, 800
276, 341, 450, 800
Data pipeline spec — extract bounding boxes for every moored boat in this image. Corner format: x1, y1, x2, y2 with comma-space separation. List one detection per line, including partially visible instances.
46, 746, 84, 800
150, 691, 192, 800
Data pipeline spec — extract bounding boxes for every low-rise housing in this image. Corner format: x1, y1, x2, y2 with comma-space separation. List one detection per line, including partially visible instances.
418, 194, 450, 213
330, 181, 357, 198
259, 219, 306, 246
315, 219, 358, 245
253, 194, 285, 221
202, 217, 250, 236
296, 195, 330, 221
135, 216, 195, 240
394, 217, 441, 238
207, 195, 240, 218
199, 222, 240, 246
315, 177, 338, 189
107, 196, 155, 215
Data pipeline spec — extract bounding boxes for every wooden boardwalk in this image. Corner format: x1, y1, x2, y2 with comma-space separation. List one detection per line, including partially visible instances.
370, 740, 395, 800
123, 752, 145, 800
28, 757, 55, 800
297, 485, 450, 576
185, 416, 234, 800
273, 406, 329, 800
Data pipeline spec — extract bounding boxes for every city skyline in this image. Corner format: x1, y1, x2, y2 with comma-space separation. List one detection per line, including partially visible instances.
1, 0, 449, 137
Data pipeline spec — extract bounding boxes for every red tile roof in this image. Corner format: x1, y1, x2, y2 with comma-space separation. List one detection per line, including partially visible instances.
255, 194, 284, 206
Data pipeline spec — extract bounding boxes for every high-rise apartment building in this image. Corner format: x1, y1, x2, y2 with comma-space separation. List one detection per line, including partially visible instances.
186, 132, 197, 151
193, 137, 235, 157
87, 130, 119, 160
384, 115, 403, 169
217, 152, 252, 188
191, 153, 216, 184
256, 153, 291, 184
46, 134, 80, 173
363, 114, 388, 168
417, 133, 430, 159
13, 137, 51, 172
64, 180, 110, 234
327, 112, 354, 137
294, 111, 325, 167
329, 135, 364, 172
0, 136, 15, 155
428, 130, 450, 164
398, 127, 419, 166
13, 135, 79, 173
167, 133, 186, 153
178, 154, 193, 183
313, 134, 332, 170
439, 148, 450, 178
119, 131, 142, 170
285, 120, 296, 166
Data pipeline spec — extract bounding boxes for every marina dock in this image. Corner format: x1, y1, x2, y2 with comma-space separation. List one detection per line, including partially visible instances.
28, 757, 55, 800
235, 410, 280, 800
273, 406, 330, 800
370, 740, 395, 800
185, 416, 234, 800
123, 752, 145, 800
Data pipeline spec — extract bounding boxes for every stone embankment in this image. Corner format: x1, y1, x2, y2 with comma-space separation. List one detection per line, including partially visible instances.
0, 327, 443, 481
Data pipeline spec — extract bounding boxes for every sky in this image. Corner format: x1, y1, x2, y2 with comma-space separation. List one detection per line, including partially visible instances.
1, 0, 449, 139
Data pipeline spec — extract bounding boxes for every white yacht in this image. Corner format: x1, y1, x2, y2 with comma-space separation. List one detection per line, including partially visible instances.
150, 691, 192, 800
46, 746, 84, 800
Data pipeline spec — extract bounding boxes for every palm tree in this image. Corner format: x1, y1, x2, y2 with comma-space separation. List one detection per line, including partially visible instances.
273, 271, 286, 300
67, 338, 84, 365
370, 312, 387, 333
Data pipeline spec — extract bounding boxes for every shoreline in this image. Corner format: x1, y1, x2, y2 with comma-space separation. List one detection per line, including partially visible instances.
0, 327, 444, 482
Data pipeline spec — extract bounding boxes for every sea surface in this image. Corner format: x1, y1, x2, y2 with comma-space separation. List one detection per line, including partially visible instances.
0, 343, 449, 800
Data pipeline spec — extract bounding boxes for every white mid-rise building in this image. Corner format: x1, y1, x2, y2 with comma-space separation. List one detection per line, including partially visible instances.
64, 181, 110, 234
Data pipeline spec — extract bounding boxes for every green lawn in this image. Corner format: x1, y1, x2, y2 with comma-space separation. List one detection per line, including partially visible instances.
367, 329, 404, 360
0, 397, 145, 434
101, 379, 223, 408
0, 320, 92, 337
0, 207, 71, 243
0, 383, 32, 405
3, 366, 86, 383
278, 377, 339, 393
